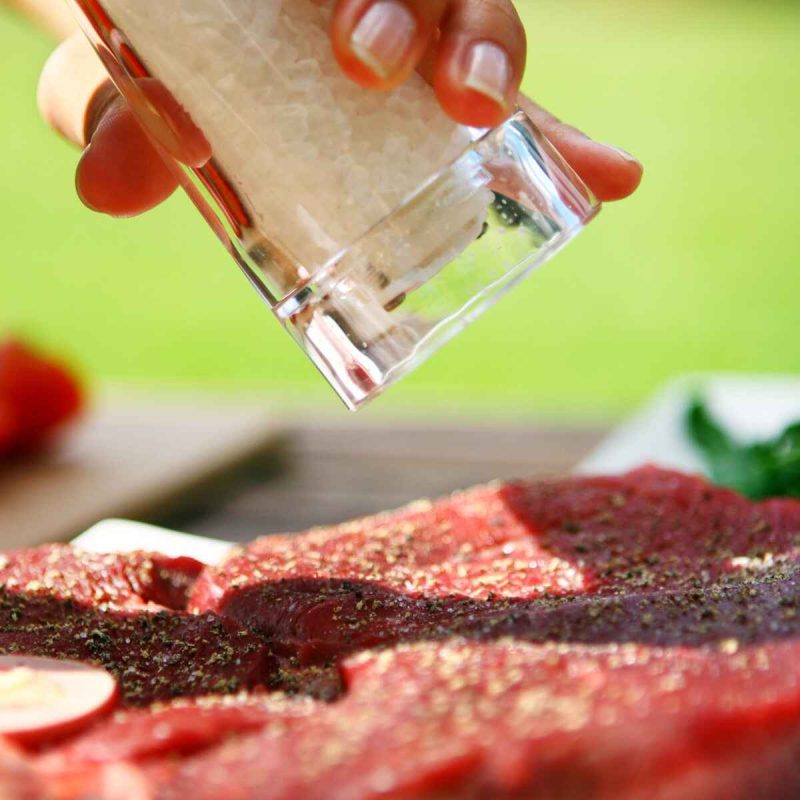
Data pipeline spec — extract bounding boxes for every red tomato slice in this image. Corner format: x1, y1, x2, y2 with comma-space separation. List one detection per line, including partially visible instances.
0, 656, 118, 747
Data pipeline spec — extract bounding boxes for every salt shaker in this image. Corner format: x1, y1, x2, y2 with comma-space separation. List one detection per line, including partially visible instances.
67, 0, 599, 409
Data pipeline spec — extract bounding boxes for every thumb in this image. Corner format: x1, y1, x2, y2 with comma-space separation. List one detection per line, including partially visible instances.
37, 33, 179, 217
37, 32, 115, 149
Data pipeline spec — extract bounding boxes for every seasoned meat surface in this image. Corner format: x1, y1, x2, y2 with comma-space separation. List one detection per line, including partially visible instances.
4, 468, 800, 799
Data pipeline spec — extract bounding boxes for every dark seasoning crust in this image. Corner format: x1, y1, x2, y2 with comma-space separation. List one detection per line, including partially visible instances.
3, 467, 800, 798
0, 548, 268, 705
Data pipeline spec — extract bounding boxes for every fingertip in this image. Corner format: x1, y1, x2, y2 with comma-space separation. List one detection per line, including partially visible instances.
76, 101, 178, 217
515, 97, 643, 202
330, 30, 393, 91
331, 0, 444, 90
427, 0, 527, 126
550, 130, 644, 202
597, 148, 644, 201
433, 36, 516, 128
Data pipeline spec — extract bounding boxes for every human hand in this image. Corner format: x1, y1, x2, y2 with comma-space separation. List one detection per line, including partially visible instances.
36, 0, 643, 218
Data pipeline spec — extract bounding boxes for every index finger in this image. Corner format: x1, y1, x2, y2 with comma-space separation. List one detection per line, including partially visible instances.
331, 0, 449, 89
516, 95, 644, 202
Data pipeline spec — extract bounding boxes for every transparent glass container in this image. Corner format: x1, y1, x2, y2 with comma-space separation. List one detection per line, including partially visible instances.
68, 0, 600, 409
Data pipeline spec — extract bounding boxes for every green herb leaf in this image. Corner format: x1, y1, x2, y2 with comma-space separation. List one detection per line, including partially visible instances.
685, 397, 800, 500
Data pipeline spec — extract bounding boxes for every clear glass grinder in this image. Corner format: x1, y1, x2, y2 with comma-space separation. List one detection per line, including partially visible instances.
67, 0, 600, 409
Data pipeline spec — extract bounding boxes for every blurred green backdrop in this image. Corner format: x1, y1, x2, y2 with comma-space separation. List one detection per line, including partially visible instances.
1, 0, 798, 416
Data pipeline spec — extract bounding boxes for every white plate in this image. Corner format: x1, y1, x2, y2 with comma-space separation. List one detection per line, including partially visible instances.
578, 374, 800, 476
73, 519, 232, 565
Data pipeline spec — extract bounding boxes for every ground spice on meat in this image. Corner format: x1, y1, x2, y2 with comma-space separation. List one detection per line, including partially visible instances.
4, 467, 800, 799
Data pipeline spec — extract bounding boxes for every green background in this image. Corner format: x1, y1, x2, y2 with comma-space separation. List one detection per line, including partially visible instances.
1, 0, 798, 416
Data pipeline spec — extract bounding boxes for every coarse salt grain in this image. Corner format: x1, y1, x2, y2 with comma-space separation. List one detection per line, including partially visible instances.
102, 0, 480, 289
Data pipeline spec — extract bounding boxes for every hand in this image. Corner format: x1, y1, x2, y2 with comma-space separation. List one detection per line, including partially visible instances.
36, 0, 643, 218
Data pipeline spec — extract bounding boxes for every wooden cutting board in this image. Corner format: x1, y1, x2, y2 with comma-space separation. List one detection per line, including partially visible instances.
0, 392, 284, 549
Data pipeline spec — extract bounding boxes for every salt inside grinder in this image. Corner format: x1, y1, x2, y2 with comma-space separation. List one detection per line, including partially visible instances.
68, 0, 599, 409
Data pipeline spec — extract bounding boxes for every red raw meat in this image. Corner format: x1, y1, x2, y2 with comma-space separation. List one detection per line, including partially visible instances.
185, 485, 587, 675
0, 740, 48, 800
188, 483, 580, 610
44, 694, 314, 767
0, 545, 203, 611
189, 467, 800, 677
0, 547, 269, 708
147, 639, 800, 800
497, 467, 800, 594
0, 338, 84, 457
192, 467, 800, 609
4, 467, 800, 799
37, 640, 800, 800
0, 594, 269, 708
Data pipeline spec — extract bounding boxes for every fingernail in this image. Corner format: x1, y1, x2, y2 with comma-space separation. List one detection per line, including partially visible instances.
610, 145, 641, 167
464, 41, 512, 105
351, 0, 417, 80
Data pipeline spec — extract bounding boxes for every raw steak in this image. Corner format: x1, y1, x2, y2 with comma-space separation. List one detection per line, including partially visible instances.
185, 484, 588, 677
0, 740, 47, 800
0, 547, 269, 707
0, 545, 204, 611
0, 594, 269, 707
102, 639, 800, 800
37, 696, 319, 800
4, 467, 800, 800
44, 694, 315, 767
189, 467, 800, 678
191, 467, 800, 608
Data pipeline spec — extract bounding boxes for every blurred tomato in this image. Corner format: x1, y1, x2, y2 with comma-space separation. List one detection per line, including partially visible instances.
0, 339, 84, 458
